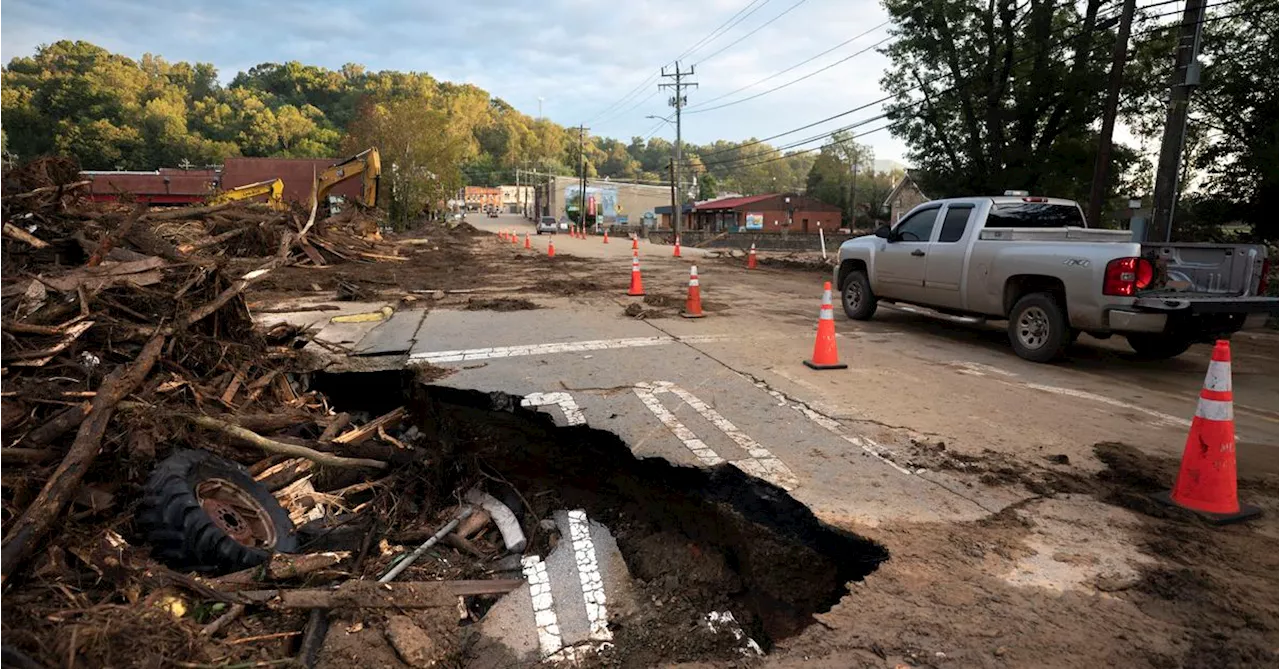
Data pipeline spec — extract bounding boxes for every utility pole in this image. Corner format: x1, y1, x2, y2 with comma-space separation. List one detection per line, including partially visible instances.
1147, 0, 1208, 242
577, 125, 589, 231
850, 158, 859, 228
667, 160, 677, 232
1087, 0, 1137, 228
659, 61, 697, 236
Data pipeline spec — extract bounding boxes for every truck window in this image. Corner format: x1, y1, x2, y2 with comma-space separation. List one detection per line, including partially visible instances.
986, 203, 1085, 228
937, 205, 973, 243
894, 208, 938, 242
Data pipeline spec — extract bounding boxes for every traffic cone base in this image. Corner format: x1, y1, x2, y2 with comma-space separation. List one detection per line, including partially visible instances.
804, 281, 847, 370
1152, 340, 1258, 524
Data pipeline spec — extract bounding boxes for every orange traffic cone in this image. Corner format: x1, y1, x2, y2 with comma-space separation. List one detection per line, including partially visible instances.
747, 243, 758, 269
547, 238, 555, 258
673, 237, 682, 258
510, 230, 519, 245
632, 236, 639, 251
603, 230, 609, 244
1156, 340, 1260, 523
804, 281, 847, 370
681, 265, 705, 319
524, 233, 531, 249
627, 251, 645, 296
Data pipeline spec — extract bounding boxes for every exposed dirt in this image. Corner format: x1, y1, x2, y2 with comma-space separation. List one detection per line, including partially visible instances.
464, 297, 540, 312
772, 442, 1279, 669
523, 279, 603, 296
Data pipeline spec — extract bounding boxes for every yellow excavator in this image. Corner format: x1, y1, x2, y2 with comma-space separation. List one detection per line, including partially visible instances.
313, 148, 381, 211
208, 178, 286, 209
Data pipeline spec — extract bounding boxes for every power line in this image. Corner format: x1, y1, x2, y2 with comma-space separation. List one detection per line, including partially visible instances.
676, 0, 775, 63
688, 20, 891, 110
686, 34, 894, 115
583, 72, 662, 125
695, 0, 813, 66
592, 89, 662, 127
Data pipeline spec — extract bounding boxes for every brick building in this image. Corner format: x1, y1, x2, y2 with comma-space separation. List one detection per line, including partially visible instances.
464, 186, 502, 211
221, 157, 365, 205
689, 193, 840, 234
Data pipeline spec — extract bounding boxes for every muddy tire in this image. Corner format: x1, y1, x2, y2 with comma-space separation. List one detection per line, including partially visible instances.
1126, 333, 1193, 359
137, 449, 297, 573
841, 270, 877, 320
1007, 293, 1069, 363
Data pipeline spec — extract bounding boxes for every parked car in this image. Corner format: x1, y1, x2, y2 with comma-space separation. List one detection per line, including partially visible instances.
487, 209, 498, 218
537, 216, 559, 234
835, 194, 1277, 362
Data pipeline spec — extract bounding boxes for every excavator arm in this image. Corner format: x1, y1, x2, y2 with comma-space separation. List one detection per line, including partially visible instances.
209, 178, 285, 209
314, 148, 381, 208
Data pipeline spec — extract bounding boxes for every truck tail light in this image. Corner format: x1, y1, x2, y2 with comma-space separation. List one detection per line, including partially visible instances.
1104, 257, 1154, 296
1259, 258, 1272, 296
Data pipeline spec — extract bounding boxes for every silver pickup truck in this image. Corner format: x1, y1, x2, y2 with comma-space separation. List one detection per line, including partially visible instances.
835, 195, 1276, 362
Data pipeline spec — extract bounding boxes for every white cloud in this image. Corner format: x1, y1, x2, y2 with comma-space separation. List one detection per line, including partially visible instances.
1, 0, 910, 162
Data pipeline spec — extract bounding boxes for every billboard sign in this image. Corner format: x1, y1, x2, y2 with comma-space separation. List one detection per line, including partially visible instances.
745, 212, 764, 230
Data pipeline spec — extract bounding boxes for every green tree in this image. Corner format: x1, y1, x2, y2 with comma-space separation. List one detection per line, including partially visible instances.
698, 173, 718, 200
344, 96, 467, 226
880, 0, 1118, 200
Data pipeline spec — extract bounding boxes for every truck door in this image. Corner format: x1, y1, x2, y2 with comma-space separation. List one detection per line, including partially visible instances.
874, 206, 939, 303
923, 203, 976, 309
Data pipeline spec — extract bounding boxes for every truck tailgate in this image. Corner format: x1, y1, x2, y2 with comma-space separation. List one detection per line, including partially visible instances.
1134, 295, 1278, 314
1143, 243, 1268, 295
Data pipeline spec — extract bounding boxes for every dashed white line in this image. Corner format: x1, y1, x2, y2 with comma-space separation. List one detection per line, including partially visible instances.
634, 387, 725, 466
521, 555, 563, 657
409, 335, 726, 364
567, 510, 612, 642
521, 392, 586, 426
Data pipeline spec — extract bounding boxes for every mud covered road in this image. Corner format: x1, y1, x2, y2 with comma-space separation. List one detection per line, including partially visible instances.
253, 212, 1278, 668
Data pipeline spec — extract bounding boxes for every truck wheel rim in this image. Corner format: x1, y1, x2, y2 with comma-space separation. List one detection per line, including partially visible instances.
843, 281, 862, 311
1017, 306, 1050, 349
196, 478, 278, 549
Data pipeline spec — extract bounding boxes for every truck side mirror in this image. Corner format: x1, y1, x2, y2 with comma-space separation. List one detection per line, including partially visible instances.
874, 225, 892, 240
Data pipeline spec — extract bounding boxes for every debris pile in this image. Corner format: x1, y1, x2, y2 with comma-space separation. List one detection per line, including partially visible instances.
0, 159, 520, 667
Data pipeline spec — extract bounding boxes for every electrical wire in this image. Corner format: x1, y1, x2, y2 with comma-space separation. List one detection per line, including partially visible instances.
687, 20, 892, 110
695, 0, 813, 66
676, 0, 776, 63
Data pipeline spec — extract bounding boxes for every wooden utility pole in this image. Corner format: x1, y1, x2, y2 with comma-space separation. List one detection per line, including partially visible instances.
667, 160, 677, 232
1147, 0, 1208, 241
1087, 0, 1137, 228
660, 62, 697, 236
577, 125, 589, 230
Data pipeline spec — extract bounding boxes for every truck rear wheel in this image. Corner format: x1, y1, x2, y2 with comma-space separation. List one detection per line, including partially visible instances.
1008, 293, 1069, 362
1126, 334, 1193, 359
840, 270, 877, 320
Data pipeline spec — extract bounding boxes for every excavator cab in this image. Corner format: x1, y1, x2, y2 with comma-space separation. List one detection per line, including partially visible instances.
313, 148, 381, 213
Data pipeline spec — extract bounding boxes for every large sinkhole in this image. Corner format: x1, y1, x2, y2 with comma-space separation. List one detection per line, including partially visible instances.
311, 370, 888, 661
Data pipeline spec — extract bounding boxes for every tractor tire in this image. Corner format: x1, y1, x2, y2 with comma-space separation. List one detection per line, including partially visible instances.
137, 449, 297, 573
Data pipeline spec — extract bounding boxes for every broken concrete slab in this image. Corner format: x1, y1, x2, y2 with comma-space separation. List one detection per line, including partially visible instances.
354, 309, 428, 356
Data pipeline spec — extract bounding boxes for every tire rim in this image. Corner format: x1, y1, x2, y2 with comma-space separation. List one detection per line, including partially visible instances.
843, 280, 863, 313
1016, 306, 1050, 350
196, 478, 278, 549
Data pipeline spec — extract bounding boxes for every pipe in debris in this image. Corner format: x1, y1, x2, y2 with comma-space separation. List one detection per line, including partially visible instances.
379, 506, 474, 583
465, 488, 527, 553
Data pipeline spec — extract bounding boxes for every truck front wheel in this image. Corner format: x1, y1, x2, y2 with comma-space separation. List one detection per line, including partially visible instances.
841, 270, 877, 320
1126, 333, 1193, 359
1008, 293, 1070, 362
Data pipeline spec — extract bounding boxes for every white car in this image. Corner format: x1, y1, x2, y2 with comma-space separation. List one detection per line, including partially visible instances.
537, 216, 559, 234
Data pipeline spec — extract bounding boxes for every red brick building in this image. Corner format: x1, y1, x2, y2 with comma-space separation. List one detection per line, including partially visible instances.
222, 157, 364, 205
464, 186, 502, 211
690, 193, 840, 234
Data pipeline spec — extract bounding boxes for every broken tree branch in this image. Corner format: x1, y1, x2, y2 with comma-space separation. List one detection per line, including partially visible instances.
1, 332, 167, 582
87, 203, 146, 267
140, 202, 233, 221
2, 223, 50, 249
178, 412, 387, 470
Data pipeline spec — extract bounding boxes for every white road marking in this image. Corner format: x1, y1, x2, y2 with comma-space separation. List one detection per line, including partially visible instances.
633, 387, 725, 466
649, 382, 799, 490
409, 334, 726, 364
521, 555, 563, 657
1022, 383, 1191, 428
744, 376, 916, 476
521, 392, 586, 426
567, 510, 612, 642
953, 361, 1018, 377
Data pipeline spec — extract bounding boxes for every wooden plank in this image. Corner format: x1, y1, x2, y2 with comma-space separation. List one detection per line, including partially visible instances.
220, 362, 251, 405
299, 241, 327, 267
332, 407, 406, 445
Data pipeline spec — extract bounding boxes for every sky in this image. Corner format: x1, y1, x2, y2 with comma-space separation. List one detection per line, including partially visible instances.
0, 0, 913, 164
